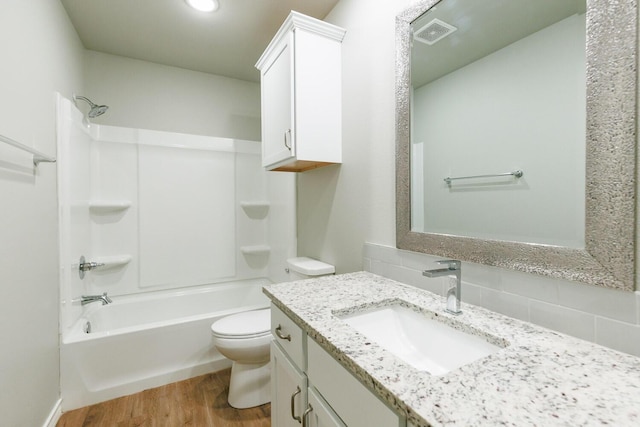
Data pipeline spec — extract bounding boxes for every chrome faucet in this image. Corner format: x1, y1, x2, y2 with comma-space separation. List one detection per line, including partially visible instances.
423, 260, 462, 315
81, 292, 112, 306
78, 255, 105, 279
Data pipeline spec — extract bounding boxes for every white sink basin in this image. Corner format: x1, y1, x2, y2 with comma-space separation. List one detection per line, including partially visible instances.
338, 304, 504, 376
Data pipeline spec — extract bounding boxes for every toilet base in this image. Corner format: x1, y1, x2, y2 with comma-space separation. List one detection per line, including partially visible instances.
227, 360, 271, 409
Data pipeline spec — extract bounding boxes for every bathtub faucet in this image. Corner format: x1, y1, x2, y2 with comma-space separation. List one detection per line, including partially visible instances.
81, 292, 112, 306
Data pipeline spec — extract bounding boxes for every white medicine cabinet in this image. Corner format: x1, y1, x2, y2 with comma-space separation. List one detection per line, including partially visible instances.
256, 12, 345, 172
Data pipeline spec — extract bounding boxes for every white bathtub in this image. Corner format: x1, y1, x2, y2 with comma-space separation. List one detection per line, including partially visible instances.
60, 279, 271, 411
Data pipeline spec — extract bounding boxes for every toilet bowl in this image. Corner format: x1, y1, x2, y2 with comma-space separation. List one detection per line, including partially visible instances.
211, 308, 271, 409
211, 258, 335, 409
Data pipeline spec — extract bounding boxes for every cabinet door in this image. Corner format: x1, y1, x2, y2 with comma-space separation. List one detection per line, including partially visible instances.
305, 387, 346, 427
307, 338, 404, 427
261, 34, 294, 168
271, 341, 307, 427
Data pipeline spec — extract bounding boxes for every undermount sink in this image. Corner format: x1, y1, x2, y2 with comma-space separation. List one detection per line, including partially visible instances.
338, 304, 505, 376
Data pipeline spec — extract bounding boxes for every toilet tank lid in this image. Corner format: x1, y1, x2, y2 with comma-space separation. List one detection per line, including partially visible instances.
287, 257, 335, 276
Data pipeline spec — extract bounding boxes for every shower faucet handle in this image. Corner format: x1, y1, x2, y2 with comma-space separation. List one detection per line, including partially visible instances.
78, 255, 105, 279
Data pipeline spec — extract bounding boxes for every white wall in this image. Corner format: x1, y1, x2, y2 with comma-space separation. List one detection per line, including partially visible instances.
0, 1, 84, 426
302, 0, 640, 356
297, 0, 409, 272
83, 51, 261, 141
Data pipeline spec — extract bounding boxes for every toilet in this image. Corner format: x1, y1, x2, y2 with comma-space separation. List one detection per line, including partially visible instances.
286, 256, 335, 280
211, 308, 271, 408
211, 257, 335, 409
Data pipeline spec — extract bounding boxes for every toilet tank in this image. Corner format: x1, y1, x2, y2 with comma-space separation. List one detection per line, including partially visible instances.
287, 257, 335, 281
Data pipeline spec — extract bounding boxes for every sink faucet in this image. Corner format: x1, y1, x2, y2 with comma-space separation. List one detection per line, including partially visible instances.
423, 260, 462, 315
81, 292, 112, 306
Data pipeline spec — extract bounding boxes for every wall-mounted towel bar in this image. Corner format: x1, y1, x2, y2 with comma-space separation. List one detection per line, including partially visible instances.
444, 170, 523, 185
0, 133, 56, 166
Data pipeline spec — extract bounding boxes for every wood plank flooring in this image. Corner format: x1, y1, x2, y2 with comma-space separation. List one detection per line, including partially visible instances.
57, 369, 270, 427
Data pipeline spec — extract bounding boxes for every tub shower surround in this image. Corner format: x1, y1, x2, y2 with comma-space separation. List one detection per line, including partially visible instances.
56, 94, 296, 410
264, 272, 640, 426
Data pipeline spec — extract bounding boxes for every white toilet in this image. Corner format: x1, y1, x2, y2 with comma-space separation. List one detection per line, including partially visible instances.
286, 256, 335, 280
211, 308, 271, 408
211, 257, 335, 409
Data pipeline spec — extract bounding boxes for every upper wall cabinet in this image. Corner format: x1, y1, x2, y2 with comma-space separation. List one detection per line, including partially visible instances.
256, 12, 346, 172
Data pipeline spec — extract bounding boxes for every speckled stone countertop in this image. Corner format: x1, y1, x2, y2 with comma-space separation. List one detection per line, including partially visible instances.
263, 272, 640, 427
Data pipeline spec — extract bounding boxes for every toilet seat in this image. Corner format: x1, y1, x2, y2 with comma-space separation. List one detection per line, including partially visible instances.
211, 308, 270, 339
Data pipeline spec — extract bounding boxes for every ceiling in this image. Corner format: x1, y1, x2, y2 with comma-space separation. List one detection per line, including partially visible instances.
60, 0, 340, 83
411, 0, 585, 88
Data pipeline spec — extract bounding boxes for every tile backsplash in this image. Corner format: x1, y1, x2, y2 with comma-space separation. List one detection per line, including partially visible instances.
363, 243, 640, 357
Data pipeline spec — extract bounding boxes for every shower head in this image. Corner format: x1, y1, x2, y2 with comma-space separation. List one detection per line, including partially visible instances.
73, 95, 109, 118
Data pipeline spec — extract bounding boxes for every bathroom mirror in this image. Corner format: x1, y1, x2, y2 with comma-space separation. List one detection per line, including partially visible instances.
396, 0, 637, 291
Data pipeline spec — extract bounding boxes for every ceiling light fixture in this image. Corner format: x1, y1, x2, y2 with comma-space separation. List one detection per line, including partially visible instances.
185, 0, 219, 13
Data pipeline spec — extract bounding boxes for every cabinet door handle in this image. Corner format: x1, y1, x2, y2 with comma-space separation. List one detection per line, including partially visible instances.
284, 129, 292, 151
275, 324, 291, 341
301, 403, 313, 427
290, 386, 302, 423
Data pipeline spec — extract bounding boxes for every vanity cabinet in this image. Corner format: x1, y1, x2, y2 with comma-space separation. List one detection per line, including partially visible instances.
307, 386, 346, 427
271, 342, 308, 427
307, 339, 402, 427
255, 12, 345, 172
270, 304, 405, 427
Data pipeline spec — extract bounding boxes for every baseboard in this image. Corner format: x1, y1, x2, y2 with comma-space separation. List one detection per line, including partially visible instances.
43, 399, 62, 427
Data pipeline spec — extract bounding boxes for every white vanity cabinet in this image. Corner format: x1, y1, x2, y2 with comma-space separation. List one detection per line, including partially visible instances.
306, 386, 346, 427
271, 342, 308, 427
256, 12, 345, 172
270, 304, 405, 427
307, 339, 403, 427
271, 303, 308, 426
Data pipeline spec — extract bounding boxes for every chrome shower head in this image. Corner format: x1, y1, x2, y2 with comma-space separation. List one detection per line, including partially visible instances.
88, 104, 109, 118
73, 95, 109, 118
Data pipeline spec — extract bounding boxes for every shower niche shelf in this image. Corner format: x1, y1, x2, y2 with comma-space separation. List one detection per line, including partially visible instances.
240, 201, 270, 219
89, 200, 132, 213
240, 245, 271, 255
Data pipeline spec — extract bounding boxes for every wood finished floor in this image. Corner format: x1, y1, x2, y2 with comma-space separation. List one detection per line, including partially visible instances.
57, 369, 270, 427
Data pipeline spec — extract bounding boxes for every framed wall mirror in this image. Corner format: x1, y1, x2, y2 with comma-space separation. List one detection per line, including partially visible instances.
396, 0, 637, 291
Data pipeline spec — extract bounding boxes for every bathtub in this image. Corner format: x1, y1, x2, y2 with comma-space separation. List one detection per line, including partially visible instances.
60, 278, 271, 411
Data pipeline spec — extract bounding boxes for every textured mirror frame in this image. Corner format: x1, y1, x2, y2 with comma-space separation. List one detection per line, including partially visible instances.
396, 0, 637, 291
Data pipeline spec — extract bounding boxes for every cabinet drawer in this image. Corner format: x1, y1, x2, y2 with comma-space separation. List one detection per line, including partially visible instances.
307, 338, 404, 427
271, 303, 306, 370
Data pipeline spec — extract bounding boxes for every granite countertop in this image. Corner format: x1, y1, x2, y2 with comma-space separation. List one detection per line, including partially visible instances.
263, 272, 640, 427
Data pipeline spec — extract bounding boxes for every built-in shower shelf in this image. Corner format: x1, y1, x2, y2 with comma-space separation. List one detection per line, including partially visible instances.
240, 201, 270, 219
89, 200, 132, 213
240, 245, 271, 255
93, 255, 132, 270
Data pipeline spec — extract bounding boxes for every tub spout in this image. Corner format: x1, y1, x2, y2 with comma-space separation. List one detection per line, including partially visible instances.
81, 292, 112, 305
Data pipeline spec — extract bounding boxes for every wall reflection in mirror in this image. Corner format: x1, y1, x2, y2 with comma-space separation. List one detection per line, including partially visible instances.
409, 0, 586, 247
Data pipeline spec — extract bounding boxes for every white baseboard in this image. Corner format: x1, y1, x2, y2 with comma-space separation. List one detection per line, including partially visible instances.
43, 399, 62, 427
